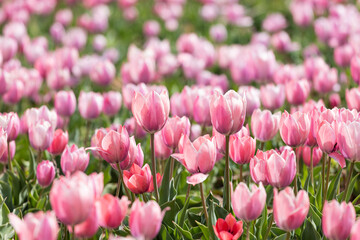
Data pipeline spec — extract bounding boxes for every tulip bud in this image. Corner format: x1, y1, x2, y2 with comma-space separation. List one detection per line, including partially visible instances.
54, 90, 76, 117
229, 135, 256, 165
96, 194, 129, 229
29, 120, 54, 151
47, 129, 68, 155
251, 109, 280, 142
78, 91, 104, 120
280, 111, 310, 147
90, 60, 115, 86
103, 91, 122, 117
37, 160, 55, 187
0, 112, 20, 141
161, 116, 190, 150
61, 144, 89, 175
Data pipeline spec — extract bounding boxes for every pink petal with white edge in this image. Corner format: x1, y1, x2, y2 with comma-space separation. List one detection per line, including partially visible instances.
186, 173, 208, 186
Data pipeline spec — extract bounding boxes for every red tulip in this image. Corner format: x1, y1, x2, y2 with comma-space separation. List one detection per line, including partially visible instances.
47, 129, 68, 155
213, 214, 243, 240
123, 163, 152, 194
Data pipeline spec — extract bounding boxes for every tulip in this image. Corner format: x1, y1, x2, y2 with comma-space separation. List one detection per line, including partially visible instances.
73, 206, 98, 238
279, 111, 310, 147
329, 93, 341, 108
161, 116, 191, 150
0, 112, 20, 141
210, 24, 227, 43
114, 136, 143, 170
238, 86, 261, 117
103, 91, 122, 116
322, 200, 356, 240
9, 211, 59, 240
54, 90, 76, 117
92, 125, 130, 164
300, 146, 323, 167
0, 139, 15, 165
124, 117, 147, 139
193, 91, 212, 126
50, 171, 95, 226
132, 89, 170, 134
90, 60, 115, 86
350, 55, 360, 84
78, 91, 104, 120
313, 68, 338, 94
96, 194, 129, 229
2, 79, 24, 104
250, 150, 270, 185
123, 163, 160, 194
172, 135, 216, 185
334, 44, 354, 67
350, 220, 360, 240
47, 129, 68, 155
29, 120, 54, 151
273, 188, 309, 231
37, 160, 55, 187
61, 144, 90, 175
93, 34, 107, 52
260, 84, 285, 111
213, 214, 243, 240
262, 13, 287, 33
143, 20, 160, 37
129, 200, 168, 240
55, 9, 73, 26
285, 79, 310, 105
267, 148, 296, 188
88, 172, 104, 199
232, 182, 266, 222
154, 132, 172, 160
316, 120, 337, 154
290, 1, 313, 27
346, 88, 360, 111
229, 135, 256, 165
251, 109, 280, 142
210, 90, 246, 136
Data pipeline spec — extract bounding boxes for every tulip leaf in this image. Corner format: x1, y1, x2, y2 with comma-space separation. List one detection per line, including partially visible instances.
28, 147, 37, 179
160, 158, 172, 205
162, 200, 180, 227
173, 222, 193, 240
345, 173, 359, 202
301, 219, 321, 240
196, 221, 210, 240
157, 225, 174, 240
309, 204, 321, 228
0, 181, 13, 212
326, 170, 342, 201
176, 192, 191, 228
258, 205, 267, 239
206, 191, 220, 206
273, 233, 288, 240
208, 199, 217, 240
0, 195, 10, 225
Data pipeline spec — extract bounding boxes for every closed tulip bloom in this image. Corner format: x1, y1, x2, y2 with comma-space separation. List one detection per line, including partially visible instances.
161, 116, 191, 150
103, 91, 122, 116
9, 211, 59, 240
115, 136, 143, 170
123, 163, 152, 194
54, 90, 76, 117
337, 121, 360, 162
260, 84, 285, 111
334, 44, 354, 67
0, 112, 20, 141
322, 200, 356, 240
346, 88, 360, 111
47, 129, 68, 155
129, 200, 167, 240
250, 150, 271, 185
50, 171, 95, 226
210, 24, 227, 43
280, 111, 310, 147
300, 146, 323, 167
73, 206, 98, 238
350, 55, 360, 84
61, 144, 90, 175
78, 91, 104, 120
172, 135, 216, 185
232, 182, 266, 221
96, 194, 130, 229
154, 132, 172, 160
213, 214, 243, 240
273, 188, 309, 231
193, 91, 212, 126
285, 79, 310, 105
132, 89, 170, 133
266, 148, 296, 188
313, 68, 338, 94
93, 126, 130, 164
316, 120, 337, 154
37, 160, 55, 187
251, 109, 280, 142
210, 90, 246, 136
238, 86, 261, 116
90, 60, 115, 86
229, 135, 256, 165
351, 220, 360, 240
0, 139, 15, 164
29, 120, 54, 151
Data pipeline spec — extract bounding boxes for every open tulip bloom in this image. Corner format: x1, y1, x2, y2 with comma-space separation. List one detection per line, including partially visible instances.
4, 0, 360, 239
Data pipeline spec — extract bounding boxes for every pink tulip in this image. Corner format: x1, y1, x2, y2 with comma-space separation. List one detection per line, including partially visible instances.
271, 31, 299, 52
273, 188, 309, 231
351, 55, 360, 84
129, 200, 168, 240
92, 34, 107, 52
229, 135, 256, 165
78, 91, 104, 120
172, 135, 216, 185
50, 23, 65, 43
279, 111, 310, 147
50, 171, 95, 225
96, 194, 129, 229
251, 109, 280, 142
54, 90, 77, 117
213, 214, 243, 240
46, 68, 70, 90
132, 89, 170, 133
316, 120, 337, 154
55, 9, 73, 26
123, 163, 152, 194
61, 144, 89, 175
262, 13, 287, 33
92, 126, 130, 164
124, 117, 147, 139
62, 27, 87, 50
238, 86, 261, 116
90, 60, 115, 86
231, 182, 266, 221
47, 129, 68, 155
334, 44, 354, 67
210, 24, 227, 43
0, 112, 20, 141
73, 206, 98, 238
210, 90, 246, 136
351, 220, 360, 240
0, 138, 15, 164
313, 68, 338, 94
37, 160, 55, 187
285, 79, 310, 105
155, 132, 172, 160
346, 88, 360, 111
0, 36, 18, 62
143, 20, 160, 37
322, 200, 356, 240
2, 79, 24, 104
290, 1, 313, 27
193, 91, 212, 126
330, 93, 341, 108
161, 116, 191, 150
9, 211, 59, 240
260, 84, 285, 111
29, 120, 54, 151
89, 172, 104, 199
103, 91, 122, 116
300, 146, 323, 167
337, 121, 360, 162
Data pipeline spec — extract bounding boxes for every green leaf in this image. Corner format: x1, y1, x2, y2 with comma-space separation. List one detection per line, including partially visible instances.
273, 233, 288, 240
208, 200, 217, 240
345, 173, 359, 202
160, 158, 172, 205
157, 225, 174, 240
28, 147, 37, 180
176, 193, 191, 228
173, 222, 193, 240
309, 204, 321, 228
301, 219, 321, 240
196, 221, 210, 240
258, 205, 267, 239
327, 170, 342, 201
0, 181, 13, 211
0, 195, 10, 225
162, 200, 180, 227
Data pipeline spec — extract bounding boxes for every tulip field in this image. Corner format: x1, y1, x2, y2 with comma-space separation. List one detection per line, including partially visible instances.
2, 0, 360, 239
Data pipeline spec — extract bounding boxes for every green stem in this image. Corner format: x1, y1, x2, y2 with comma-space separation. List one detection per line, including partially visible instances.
246, 221, 252, 240
142, 193, 148, 202
239, 164, 243, 182
71, 225, 75, 240
285, 231, 291, 240
36, 150, 42, 164
7, 143, 12, 172
224, 135, 231, 212
294, 147, 298, 194
263, 213, 273, 240
84, 120, 91, 146
260, 141, 265, 151
169, 148, 176, 181
310, 147, 314, 188
150, 133, 159, 202
200, 183, 208, 225
324, 155, 331, 200
342, 161, 355, 202
321, 154, 325, 204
